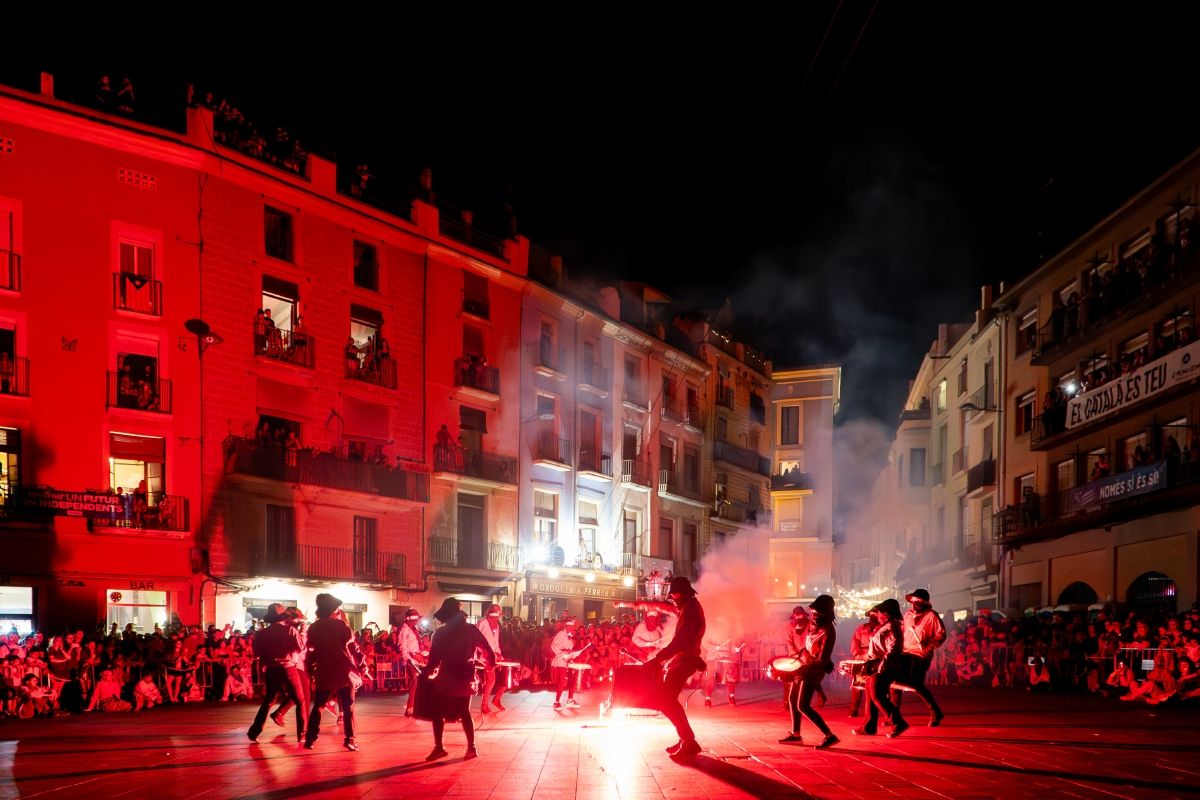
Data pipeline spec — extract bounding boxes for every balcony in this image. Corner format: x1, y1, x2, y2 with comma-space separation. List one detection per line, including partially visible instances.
619, 458, 653, 490
462, 296, 490, 319
112, 273, 163, 316
713, 440, 770, 476
345, 354, 397, 390
577, 449, 612, 479
0, 249, 20, 292
716, 386, 735, 409
994, 457, 1200, 545
622, 385, 648, 410
658, 468, 706, 504
440, 216, 507, 259
253, 544, 406, 585
454, 356, 500, 398
770, 470, 815, 492
107, 371, 172, 414
964, 384, 996, 418
213, 118, 308, 177
428, 536, 518, 572
958, 540, 998, 572
254, 325, 315, 369
711, 498, 764, 526
0, 356, 30, 397
433, 444, 517, 486
579, 362, 609, 395
532, 434, 571, 470
685, 405, 704, 432
662, 396, 685, 424
87, 492, 190, 533
224, 436, 430, 501
967, 459, 996, 494
620, 551, 642, 576
895, 539, 952, 582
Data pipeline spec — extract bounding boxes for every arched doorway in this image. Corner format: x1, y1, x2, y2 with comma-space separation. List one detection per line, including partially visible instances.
1057, 581, 1098, 606
1125, 571, 1177, 613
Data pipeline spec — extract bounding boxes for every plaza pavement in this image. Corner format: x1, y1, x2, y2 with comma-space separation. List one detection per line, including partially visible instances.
2, 682, 1199, 799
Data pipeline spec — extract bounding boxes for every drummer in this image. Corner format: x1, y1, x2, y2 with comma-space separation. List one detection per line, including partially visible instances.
783, 606, 827, 709
475, 604, 507, 713
632, 610, 669, 661
551, 618, 585, 710
702, 636, 746, 707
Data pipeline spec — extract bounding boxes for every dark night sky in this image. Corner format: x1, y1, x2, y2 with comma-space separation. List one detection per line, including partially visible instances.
11, 7, 1200, 424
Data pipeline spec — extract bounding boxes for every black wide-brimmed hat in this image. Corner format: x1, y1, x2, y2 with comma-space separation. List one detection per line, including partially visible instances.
905, 588, 931, 603
264, 602, 287, 624
314, 593, 342, 616
434, 597, 462, 623
872, 598, 902, 618
667, 576, 697, 597
809, 594, 836, 618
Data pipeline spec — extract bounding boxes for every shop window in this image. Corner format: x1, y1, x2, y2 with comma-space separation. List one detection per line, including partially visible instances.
106, 588, 168, 634
0, 586, 33, 636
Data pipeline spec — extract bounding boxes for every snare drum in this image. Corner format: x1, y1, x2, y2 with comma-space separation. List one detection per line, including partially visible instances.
715, 658, 741, 684
838, 659, 870, 686
768, 655, 803, 683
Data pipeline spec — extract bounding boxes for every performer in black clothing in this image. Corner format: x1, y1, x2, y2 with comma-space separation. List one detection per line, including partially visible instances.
247, 603, 306, 743
779, 594, 838, 748
419, 597, 495, 762
643, 576, 707, 761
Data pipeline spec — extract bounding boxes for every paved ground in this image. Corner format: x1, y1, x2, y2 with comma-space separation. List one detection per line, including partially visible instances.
2, 683, 1199, 799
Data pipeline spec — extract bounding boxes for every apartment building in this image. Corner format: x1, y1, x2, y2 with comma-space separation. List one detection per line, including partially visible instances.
996, 151, 1200, 612
766, 366, 839, 609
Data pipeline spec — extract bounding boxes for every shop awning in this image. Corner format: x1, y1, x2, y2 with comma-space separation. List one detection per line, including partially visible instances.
437, 582, 509, 597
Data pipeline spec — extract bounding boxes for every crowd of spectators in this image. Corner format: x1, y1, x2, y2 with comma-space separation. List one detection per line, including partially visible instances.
927, 604, 1200, 707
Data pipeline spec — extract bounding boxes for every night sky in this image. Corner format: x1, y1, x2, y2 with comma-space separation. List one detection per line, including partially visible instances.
10, 7, 1200, 423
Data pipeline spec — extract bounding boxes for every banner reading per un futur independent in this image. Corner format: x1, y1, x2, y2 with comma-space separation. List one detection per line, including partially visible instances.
1066, 339, 1200, 429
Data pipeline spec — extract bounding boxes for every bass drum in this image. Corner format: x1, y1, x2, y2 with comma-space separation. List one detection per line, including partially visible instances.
768, 655, 804, 683
610, 664, 662, 711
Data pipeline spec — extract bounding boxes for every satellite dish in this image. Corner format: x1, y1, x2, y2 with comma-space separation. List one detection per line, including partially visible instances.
184, 318, 211, 337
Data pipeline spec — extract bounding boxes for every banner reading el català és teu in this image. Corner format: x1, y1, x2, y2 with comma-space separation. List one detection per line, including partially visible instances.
1067, 339, 1200, 429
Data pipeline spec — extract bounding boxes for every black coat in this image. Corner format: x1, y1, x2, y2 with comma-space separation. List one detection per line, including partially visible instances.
426, 612, 494, 697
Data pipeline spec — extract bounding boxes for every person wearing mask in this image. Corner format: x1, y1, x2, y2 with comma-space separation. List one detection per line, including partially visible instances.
848, 612, 879, 718
901, 588, 947, 726
551, 619, 586, 709
854, 598, 910, 738
476, 604, 507, 712
399, 608, 427, 717
632, 610, 669, 661
304, 593, 369, 752
247, 603, 307, 744
779, 595, 838, 749
420, 597, 494, 761
644, 577, 707, 761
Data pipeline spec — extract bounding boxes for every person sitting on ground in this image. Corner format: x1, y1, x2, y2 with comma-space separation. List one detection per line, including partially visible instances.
86, 669, 131, 712
222, 663, 254, 701
133, 673, 163, 712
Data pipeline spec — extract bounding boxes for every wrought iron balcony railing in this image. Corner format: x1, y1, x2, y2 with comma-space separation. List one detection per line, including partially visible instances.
112, 273, 163, 316
658, 469, 705, 502
622, 385, 648, 408
433, 444, 517, 484
577, 449, 612, 477
713, 440, 770, 476
224, 436, 430, 501
533, 434, 571, 466
454, 357, 500, 395
440, 215, 507, 259
967, 459, 996, 493
254, 323, 315, 369
254, 544, 406, 584
428, 536, 517, 571
345, 354, 397, 389
580, 362, 609, 392
107, 371, 172, 413
770, 471, 815, 491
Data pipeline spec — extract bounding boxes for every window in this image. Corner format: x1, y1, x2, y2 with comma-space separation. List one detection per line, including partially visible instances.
262, 275, 299, 338
1055, 458, 1075, 493
353, 241, 378, 291
779, 405, 800, 446
264, 206, 293, 261
579, 409, 600, 471
113, 351, 164, 412
0, 427, 20, 517
1159, 309, 1194, 352
750, 392, 766, 425
1016, 390, 1035, 436
1123, 431, 1149, 470
1017, 472, 1035, 498
681, 523, 697, 568
579, 500, 599, 559
463, 270, 489, 318
1057, 370, 1079, 399
463, 324, 485, 358
109, 433, 165, 522
623, 510, 639, 555
349, 304, 383, 354
624, 357, 642, 403
353, 516, 378, 577
716, 416, 728, 442
0, 207, 18, 292
1121, 333, 1149, 369
533, 490, 557, 546
683, 445, 700, 490
115, 240, 158, 315
1121, 229, 1151, 264
539, 320, 557, 370
1017, 308, 1038, 355
936, 379, 948, 412
908, 448, 925, 487
1086, 448, 1110, 481
897, 454, 904, 488
119, 240, 153, 278
536, 394, 557, 423
266, 504, 296, 564
958, 359, 968, 396
652, 517, 673, 559
982, 423, 994, 461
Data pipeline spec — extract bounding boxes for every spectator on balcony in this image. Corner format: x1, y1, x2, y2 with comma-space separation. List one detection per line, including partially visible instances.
136, 366, 158, 411
1064, 292, 1080, 337
1090, 454, 1111, 481
1020, 486, 1041, 527
285, 431, 301, 468
351, 164, 373, 198
344, 337, 361, 375
132, 480, 148, 528
95, 75, 114, 110
290, 316, 308, 363
265, 311, 283, 358
116, 77, 135, 116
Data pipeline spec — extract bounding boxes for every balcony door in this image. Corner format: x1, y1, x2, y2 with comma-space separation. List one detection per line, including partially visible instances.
457, 493, 485, 569
266, 504, 296, 573
354, 516, 378, 579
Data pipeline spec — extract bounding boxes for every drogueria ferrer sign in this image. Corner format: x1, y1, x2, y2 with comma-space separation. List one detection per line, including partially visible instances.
1067, 339, 1200, 429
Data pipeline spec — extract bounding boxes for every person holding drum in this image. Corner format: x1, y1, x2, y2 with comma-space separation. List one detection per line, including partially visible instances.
702, 637, 745, 707
783, 606, 827, 709
901, 588, 946, 727
853, 598, 910, 738
632, 610, 669, 661
399, 608, 427, 717
551, 618, 587, 709
476, 604, 508, 713
779, 595, 838, 749
847, 613, 878, 718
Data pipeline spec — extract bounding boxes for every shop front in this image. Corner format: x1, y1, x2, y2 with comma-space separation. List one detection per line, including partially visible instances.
520, 569, 635, 623
212, 578, 425, 632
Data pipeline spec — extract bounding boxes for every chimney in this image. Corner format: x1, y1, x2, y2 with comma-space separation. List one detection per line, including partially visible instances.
980, 284, 993, 310
548, 255, 564, 285
39, 72, 55, 98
